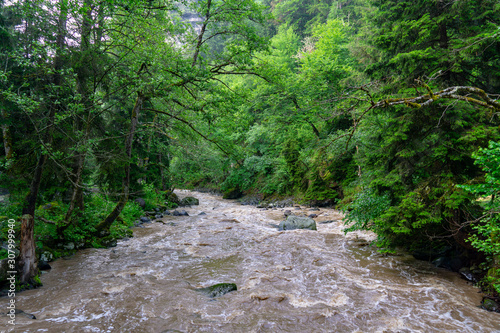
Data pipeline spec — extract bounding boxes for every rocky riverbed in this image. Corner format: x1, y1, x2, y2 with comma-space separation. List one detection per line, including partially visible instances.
1, 190, 499, 332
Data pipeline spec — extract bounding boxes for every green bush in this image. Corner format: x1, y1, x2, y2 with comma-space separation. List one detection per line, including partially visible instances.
342, 188, 391, 233
141, 183, 165, 210
459, 141, 500, 294
261, 158, 293, 195
121, 200, 143, 225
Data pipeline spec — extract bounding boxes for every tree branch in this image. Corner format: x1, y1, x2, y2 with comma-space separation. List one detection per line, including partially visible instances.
144, 107, 234, 158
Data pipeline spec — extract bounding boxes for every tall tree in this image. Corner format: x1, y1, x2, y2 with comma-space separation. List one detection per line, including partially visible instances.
343, 0, 500, 257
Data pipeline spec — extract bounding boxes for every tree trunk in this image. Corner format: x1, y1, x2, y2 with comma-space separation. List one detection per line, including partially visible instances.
159, 153, 167, 191
60, 154, 85, 233
18, 214, 38, 286
95, 93, 144, 234
22, 154, 46, 217
1, 110, 13, 159
192, 0, 212, 67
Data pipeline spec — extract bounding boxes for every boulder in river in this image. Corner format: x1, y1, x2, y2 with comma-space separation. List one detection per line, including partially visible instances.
482, 297, 500, 312
38, 260, 51, 271
279, 216, 317, 231
459, 267, 477, 283
0, 309, 36, 320
166, 192, 181, 204
195, 283, 237, 298
172, 210, 189, 216
180, 196, 199, 206
140, 216, 151, 223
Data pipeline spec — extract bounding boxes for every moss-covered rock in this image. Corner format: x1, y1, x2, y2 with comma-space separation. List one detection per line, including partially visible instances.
95, 236, 117, 248
40, 250, 54, 262
279, 216, 317, 231
172, 210, 189, 216
166, 192, 181, 206
180, 196, 199, 206
482, 297, 500, 312
195, 283, 237, 298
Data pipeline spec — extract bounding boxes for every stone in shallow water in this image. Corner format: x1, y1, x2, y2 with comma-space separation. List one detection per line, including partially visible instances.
482, 298, 500, 312
0, 309, 36, 320
38, 260, 51, 271
140, 216, 151, 223
180, 196, 199, 206
279, 216, 317, 231
459, 267, 476, 282
195, 283, 237, 298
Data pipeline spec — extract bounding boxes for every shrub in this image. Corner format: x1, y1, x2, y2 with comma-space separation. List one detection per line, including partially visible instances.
459, 141, 500, 294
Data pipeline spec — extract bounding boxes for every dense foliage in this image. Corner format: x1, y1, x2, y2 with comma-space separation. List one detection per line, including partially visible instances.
0, 0, 499, 297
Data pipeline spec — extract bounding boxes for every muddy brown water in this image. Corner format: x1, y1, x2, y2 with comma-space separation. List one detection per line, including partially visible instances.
1, 190, 500, 332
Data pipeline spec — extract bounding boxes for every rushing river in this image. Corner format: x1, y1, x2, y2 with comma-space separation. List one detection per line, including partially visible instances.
2, 190, 500, 332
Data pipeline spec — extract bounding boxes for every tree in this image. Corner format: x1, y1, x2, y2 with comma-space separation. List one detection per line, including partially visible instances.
363, 0, 500, 89
95, 0, 269, 231
337, 0, 500, 260
343, 81, 500, 257
460, 141, 500, 294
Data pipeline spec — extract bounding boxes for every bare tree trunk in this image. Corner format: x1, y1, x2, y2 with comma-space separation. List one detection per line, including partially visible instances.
95, 93, 144, 234
18, 214, 38, 286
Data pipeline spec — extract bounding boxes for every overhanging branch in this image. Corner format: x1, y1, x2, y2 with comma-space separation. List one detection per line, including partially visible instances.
144, 107, 234, 159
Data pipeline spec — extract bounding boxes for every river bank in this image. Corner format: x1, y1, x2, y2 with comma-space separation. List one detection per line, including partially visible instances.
1, 190, 499, 332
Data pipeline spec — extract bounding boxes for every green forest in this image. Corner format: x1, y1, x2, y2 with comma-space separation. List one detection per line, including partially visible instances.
0, 0, 499, 303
